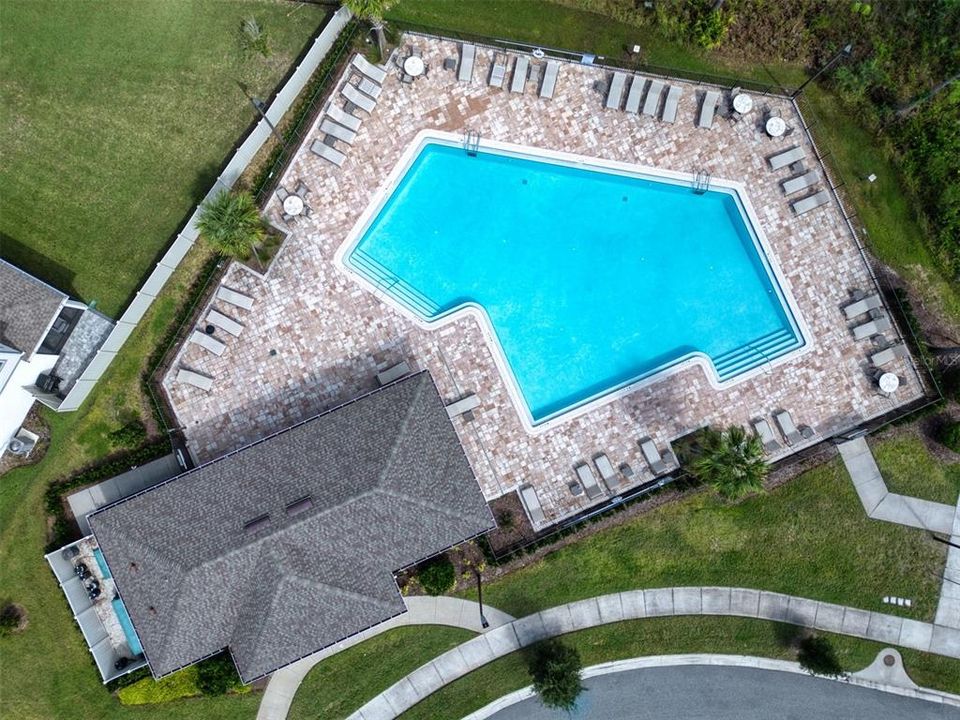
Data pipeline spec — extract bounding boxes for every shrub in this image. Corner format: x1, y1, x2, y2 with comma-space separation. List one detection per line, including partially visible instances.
527, 640, 584, 711
195, 652, 243, 696
118, 666, 200, 705
0, 602, 23, 636
798, 635, 844, 678
941, 420, 960, 453
108, 421, 147, 449
417, 555, 456, 595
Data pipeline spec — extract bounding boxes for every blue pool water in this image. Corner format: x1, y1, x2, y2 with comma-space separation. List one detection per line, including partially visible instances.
93, 548, 111, 578
349, 143, 802, 423
112, 598, 143, 656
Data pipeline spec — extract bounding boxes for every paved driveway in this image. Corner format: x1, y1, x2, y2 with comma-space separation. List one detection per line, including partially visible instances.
488, 666, 959, 720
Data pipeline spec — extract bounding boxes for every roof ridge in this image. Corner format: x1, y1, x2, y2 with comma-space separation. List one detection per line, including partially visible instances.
375, 373, 429, 490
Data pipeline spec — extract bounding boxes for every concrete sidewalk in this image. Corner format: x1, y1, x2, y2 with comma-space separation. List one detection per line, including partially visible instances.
347, 587, 960, 720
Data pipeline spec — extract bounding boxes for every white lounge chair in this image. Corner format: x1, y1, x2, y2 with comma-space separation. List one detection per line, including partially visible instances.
320, 118, 357, 145
177, 368, 213, 391
488, 55, 507, 88
774, 410, 814, 446
853, 313, 892, 340
377, 361, 411, 386
351, 54, 387, 84
446, 394, 480, 418
188, 330, 226, 356
843, 293, 882, 320
510, 56, 528, 93
697, 89, 720, 128
624, 76, 645, 114
310, 139, 346, 167
781, 171, 820, 196
753, 419, 781, 453
357, 77, 382, 100
519, 485, 546, 524
216, 286, 254, 310
458, 43, 476, 83
661, 85, 682, 123
540, 60, 559, 98
640, 437, 676, 475
791, 189, 831, 215
206, 309, 243, 337
326, 103, 361, 132
575, 463, 604, 500
871, 343, 908, 367
606, 72, 627, 109
341, 83, 376, 114
642, 79, 665, 117
594, 454, 620, 490
769, 146, 806, 171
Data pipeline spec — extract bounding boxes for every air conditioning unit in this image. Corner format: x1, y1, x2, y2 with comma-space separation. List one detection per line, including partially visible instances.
35, 372, 61, 393
6, 429, 39, 457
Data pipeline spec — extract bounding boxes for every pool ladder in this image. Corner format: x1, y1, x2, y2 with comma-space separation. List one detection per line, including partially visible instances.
693, 170, 711, 194
464, 130, 480, 156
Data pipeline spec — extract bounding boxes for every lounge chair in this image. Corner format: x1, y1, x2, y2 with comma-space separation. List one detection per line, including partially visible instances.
488, 55, 507, 88
320, 118, 357, 145
376, 361, 410, 386
661, 85, 682, 123
206, 309, 243, 336
351, 54, 387, 84
642, 79, 665, 117
752, 419, 781, 453
188, 330, 226, 356
216, 286, 254, 310
458, 43, 476, 83
774, 410, 814, 446
575, 463, 604, 500
697, 89, 720, 128
769, 146, 806, 171
177, 368, 213, 391
310, 139, 346, 167
594, 454, 620, 490
624, 76, 646, 114
357, 77, 382, 99
326, 103, 361, 132
341, 83, 376, 114
519, 485, 546, 524
510, 56, 529, 93
842, 293, 882, 320
445, 394, 480, 418
871, 343, 908, 367
781, 170, 820, 196
852, 312, 892, 340
640, 437, 676, 475
791, 189, 831, 215
539, 60, 559, 98
605, 72, 627, 110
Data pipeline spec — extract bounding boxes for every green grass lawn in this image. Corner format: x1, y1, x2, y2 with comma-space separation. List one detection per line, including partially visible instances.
873, 435, 960, 506
0, 0, 328, 316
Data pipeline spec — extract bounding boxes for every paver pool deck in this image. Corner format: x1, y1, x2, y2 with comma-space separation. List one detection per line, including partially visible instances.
163, 36, 924, 527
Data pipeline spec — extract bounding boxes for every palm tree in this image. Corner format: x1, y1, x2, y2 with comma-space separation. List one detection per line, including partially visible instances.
342, 0, 392, 59
689, 425, 768, 501
197, 190, 266, 264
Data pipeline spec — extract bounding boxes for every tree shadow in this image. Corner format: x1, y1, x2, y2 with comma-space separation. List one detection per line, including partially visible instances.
772, 619, 806, 650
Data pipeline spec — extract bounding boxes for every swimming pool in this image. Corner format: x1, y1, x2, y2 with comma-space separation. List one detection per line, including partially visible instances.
93, 547, 111, 578
112, 598, 143, 656
343, 135, 805, 427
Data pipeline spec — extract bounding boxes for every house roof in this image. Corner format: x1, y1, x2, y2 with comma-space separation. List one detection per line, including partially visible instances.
0, 259, 67, 356
90, 372, 494, 682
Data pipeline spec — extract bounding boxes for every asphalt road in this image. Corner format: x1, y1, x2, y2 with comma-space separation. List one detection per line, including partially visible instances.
487, 665, 960, 720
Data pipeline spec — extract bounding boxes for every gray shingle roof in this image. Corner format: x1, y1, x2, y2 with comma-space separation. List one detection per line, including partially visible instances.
0, 259, 67, 356
90, 372, 494, 682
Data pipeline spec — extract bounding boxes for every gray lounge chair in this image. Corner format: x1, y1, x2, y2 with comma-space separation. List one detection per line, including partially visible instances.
326, 103, 361, 132
357, 77, 382, 100
488, 55, 507, 88
458, 43, 476, 83
341, 83, 376, 114
852, 313, 892, 340
575, 463, 604, 500
781, 170, 820, 196
594, 454, 620, 490
753, 419, 781, 453
310, 139, 346, 167
351, 54, 387, 84
871, 343, 908, 367
697, 89, 720, 128
188, 330, 226, 357
206, 309, 243, 337
320, 118, 357, 145
791, 189, 831, 215
539, 60, 559, 98
510, 56, 529, 93
769, 146, 806, 171
376, 361, 410, 386
642, 79, 665, 117
774, 410, 814, 446
624, 76, 645, 114
445, 394, 480, 418
177, 368, 213, 391
215, 286, 254, 310
606, 72, 627, 109
519, 485, 546, 524
661, 85, 682, 123
843, 293, 882, 320
640, 437, 676, 475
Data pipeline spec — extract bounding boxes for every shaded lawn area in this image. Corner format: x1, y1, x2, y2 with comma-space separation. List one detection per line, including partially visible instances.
0, 0, 328, 316
873, 435, 960, 507
288, 626, 475, 720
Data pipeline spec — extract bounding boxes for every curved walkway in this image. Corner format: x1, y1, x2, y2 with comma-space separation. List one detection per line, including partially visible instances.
256, 596, 514, 720
347, 587, 960, 720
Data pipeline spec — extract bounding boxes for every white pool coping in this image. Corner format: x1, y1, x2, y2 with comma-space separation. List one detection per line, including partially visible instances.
334, 130, 813, 434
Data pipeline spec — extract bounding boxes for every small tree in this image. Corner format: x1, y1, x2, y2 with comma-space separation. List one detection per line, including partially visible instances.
417, 555, 455, 595
527, 640, 584, 712
197, 190, 266, 264
689, 425, 768, 501
342, 0, 392, 59
798, 635, 844, 678
195, 652, 242, 695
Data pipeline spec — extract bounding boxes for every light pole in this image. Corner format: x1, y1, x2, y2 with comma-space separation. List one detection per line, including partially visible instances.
238, 82, 284, 144
474, 567, 489, 629
792, 43, 853, 99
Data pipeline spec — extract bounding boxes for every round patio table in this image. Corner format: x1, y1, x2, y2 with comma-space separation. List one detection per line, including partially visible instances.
879, 372, 900, 393
283, 195, 304, 216
766, 116, 786, 137
732, 93, 753, 113
403, 56, 425, 77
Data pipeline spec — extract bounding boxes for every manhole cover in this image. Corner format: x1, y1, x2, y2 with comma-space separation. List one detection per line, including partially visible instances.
883, 654, 896, 667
